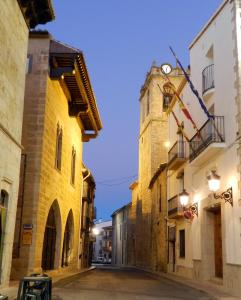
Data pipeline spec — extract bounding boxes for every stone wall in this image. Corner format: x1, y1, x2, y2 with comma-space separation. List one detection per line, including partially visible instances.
0, 0, 28, 287
134, 67, 183, 270
11, 35, 84, 278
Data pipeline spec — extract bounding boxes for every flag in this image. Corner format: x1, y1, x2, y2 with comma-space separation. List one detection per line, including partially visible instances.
158, 81, 200, 135
171, 111, 190, 142
169, 46, 214, 120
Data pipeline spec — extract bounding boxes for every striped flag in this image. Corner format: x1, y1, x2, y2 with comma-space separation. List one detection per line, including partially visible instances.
170, 46, 214, 119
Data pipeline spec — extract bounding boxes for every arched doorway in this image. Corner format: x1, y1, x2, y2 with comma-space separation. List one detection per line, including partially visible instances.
42, 206, 57, 270
0, 190, 8, 275
61, 210, 74, 267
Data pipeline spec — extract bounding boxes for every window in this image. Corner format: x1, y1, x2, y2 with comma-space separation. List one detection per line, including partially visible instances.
159, 184, 162, 213
146, 90, 150, 116
178, 172, 184, 193
162, 83, 174, 111
179, 229, 185, 258
55, 124, 63, 170
26, 54, 33, 74
71, 146, 76, 185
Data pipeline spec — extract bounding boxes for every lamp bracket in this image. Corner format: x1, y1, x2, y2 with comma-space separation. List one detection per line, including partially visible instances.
214, 187, 233, 206
188, 203, 198, 217
183, 202, 198, 218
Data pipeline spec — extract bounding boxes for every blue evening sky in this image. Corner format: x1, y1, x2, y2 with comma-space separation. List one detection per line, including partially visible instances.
41, 0, 223, 220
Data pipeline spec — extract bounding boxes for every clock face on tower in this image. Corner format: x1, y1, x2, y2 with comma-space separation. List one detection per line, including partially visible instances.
161, 63, 172, 75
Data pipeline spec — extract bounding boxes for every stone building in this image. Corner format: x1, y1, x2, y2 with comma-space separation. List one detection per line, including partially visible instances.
0, 0, 54, 287
80, 167, 96, 268
11, 31, 102, 279
128, 65, 183, 270
111, 203, 131, 266
92, 220, 112, 263
148, 163, 167, 272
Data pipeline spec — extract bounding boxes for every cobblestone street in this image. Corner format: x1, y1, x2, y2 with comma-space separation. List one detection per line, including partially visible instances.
52, 266, 212, 300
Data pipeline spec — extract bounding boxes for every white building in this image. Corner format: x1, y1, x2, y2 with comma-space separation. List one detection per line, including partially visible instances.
165, 0, 241, 296
112, 203, 131, 266
92, 220, 112, 263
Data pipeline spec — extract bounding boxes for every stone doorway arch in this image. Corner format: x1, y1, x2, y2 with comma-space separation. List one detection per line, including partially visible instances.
62, 210, 74, 267
0, 190, 8, 279
41, 200, 61, 271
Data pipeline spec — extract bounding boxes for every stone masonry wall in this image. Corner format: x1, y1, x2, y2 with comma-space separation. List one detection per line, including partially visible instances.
0, 0, 28, 287
11, 36, 84, 278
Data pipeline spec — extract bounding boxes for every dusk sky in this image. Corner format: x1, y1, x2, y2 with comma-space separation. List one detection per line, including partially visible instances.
40, 0, 223, 220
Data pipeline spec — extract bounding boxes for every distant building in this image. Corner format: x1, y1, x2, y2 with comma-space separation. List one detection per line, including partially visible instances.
112, 203, 131, 266
0, 0, 54, 288
11, 31, 102, 279
92, 220, 112, 263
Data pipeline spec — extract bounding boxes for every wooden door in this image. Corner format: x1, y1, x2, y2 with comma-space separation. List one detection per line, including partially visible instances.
214, 207, 223, 278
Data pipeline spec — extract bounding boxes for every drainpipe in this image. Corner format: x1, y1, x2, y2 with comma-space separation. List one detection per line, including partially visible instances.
78, 168, 90, 269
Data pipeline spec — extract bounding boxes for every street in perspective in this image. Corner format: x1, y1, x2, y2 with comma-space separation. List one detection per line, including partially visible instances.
1, 0, 241, 299
52, 266, 213, 300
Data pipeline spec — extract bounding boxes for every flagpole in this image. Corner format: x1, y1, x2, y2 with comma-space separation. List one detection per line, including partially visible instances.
169, 46, 224, 143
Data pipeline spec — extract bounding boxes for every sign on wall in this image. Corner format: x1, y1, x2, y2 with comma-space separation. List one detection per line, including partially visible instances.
22, 224, 33, 245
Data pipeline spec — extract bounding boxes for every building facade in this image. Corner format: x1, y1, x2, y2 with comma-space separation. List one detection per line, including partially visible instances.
80, 167, 96, 269
0, 1, 54, 287
92, 220, 112, 263
112, 203, 131, 266
165, 0, 241, 296
128, 64, 183, 270
11, 31, 102, 279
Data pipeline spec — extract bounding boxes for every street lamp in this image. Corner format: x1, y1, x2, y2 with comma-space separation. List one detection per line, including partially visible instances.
179, 189, 198, 219
207, 170, 233, 206
92, 227, 100, 236
207, 170, 220, 192
179, 189, 189, 206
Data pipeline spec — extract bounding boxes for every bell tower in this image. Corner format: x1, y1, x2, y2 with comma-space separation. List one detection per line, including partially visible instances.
136, 63, 183, 267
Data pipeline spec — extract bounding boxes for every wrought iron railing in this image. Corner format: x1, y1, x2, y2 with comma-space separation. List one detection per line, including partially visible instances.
168, 141, 187, 165
168, 195, 180, 216
189, 116, 225, 162
202, 64, 214, 94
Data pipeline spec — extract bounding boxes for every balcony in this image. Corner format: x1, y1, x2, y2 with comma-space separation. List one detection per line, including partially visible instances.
168, 195, 183, 219
189, 116, 225, 166
168, 141, 187, 170
202, 64, 214, 100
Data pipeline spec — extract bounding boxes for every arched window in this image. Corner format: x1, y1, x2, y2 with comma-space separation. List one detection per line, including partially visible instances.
71, 147, 76, 185
55, 124, 63, 170
146, 90, 150, 116
162, 83, 175, 111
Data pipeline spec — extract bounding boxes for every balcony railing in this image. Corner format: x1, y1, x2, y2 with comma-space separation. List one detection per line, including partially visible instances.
168, 141, 187, 170
202, 64, 214, 94
189, 116, 225, 162
168, 195, 183, 218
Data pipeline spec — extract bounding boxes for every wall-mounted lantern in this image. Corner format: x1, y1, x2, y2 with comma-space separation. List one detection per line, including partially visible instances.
179, 189, 198, 219
207, 170, 233, 206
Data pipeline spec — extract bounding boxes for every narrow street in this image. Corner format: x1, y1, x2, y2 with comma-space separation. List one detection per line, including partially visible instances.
52, 266, 212, 300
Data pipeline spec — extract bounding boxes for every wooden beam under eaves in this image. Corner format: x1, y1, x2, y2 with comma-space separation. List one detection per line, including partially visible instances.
82, 133, 98, 142
69, 103, 89, 117
50, 67, 74, 79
